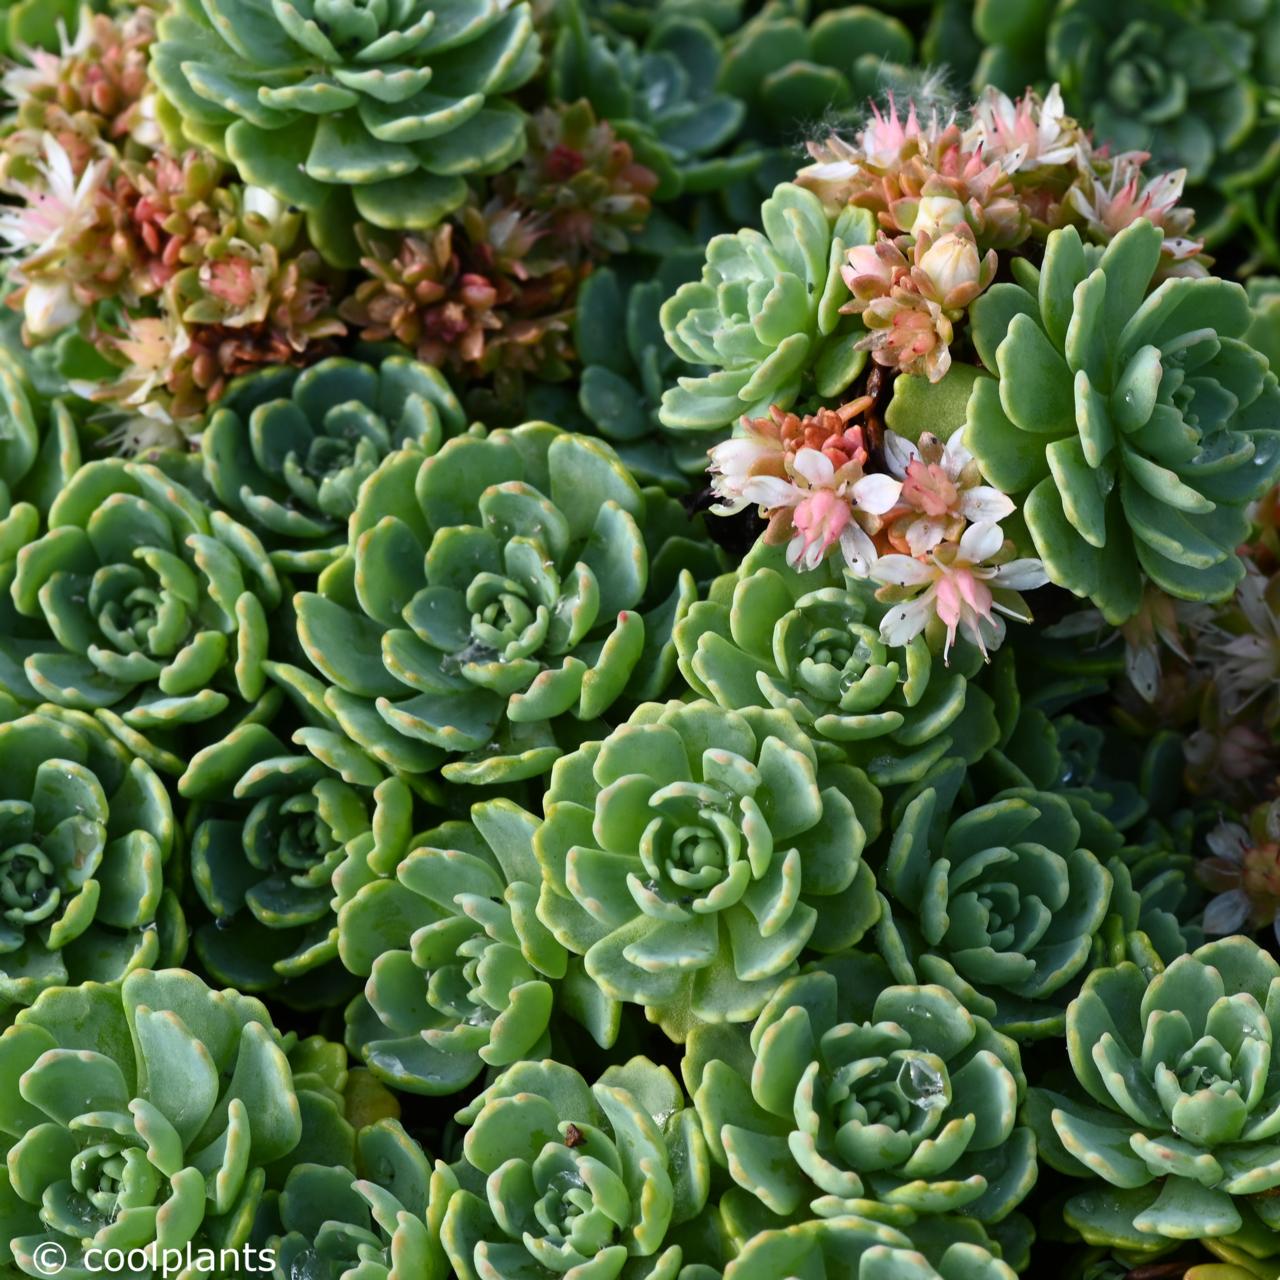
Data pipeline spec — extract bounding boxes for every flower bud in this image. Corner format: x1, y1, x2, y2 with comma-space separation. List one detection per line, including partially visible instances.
907, 194, 966, 239
917, 230, 982, 298
842, 241, 897, 295
23, 277, 81, 338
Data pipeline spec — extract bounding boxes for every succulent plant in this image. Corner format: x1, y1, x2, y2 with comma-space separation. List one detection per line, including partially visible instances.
5, 458, 281, 771
675, 541, 999, 787
441, 1055, 721, 1279
968, 0, 1052, 95
0, 5, 156, 161
976, 660, 1200, 966
685, 956, 1035, 1258
659, 184, 875, 437
534, 697, 882, 1038
0, 967, 313, 1274
1028, 937, 1280, 1260
0, 704, 185, 1010
150, 0, 540, 256
1247, 277, 1280, 375
549, 0, 755, 200
339, 797, 619, 1095
177, 715, 421, 1006
258, 1116, 450, 1280
197, 356, 464, 574
722, 1214, 1020, 1280
499, 99, 658, 259
875, 755, 1114, 1039
1047, 0, 1280, 203
294, 423, 697, 785
966, 218, 1280, 622
719, 2, 917, 142
0, 355, 80, 554
573, 253, 709, 490
339, 208, 576, 394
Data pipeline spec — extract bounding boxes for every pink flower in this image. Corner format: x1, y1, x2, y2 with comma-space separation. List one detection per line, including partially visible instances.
780, 448, 902, 573
970, 85, 1079, 175
872, 521, 1047, 661
707, 421, 791, 516
841, 238, 904, 301
708, 400, 904, 573
882, 430, 1014, 555
0, 133, 109, 262
858, 95, 931, 169
1069, 151, 1203, 267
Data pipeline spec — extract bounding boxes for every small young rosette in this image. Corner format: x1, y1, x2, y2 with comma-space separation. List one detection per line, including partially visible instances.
0, 706, 184, 1009
876, 759, 1115, 1039
7, 458, 281, 769
675, 541, 991, 787
1028, 937, 1280, 1262
295, 424, 695, 785
178, 725, 414, 1004
686, 956, 1036, 1253
658, 183, 875, 436
198, 356, 465, 572
534, 698, 882, 1038
338, 799, 609, 1096
441, 1056, 720, 1280
0, 968, 308, 1275
259, 1117, 449, 1280
151, 0, 540, 246
966, 218, 1280, 622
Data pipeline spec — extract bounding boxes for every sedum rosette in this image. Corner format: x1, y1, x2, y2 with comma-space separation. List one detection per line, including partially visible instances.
441, 1056, 720, 1280
675, 542, 995, 787
198, 355, 465, 573
875, 758, 1114, 1039
259, 1117, 449, 1280
1028, 937, 1280, 1262
722, 1215, 1019, 1280
337, 798, 616, 1096
1047, 0, 1280, 210
686, 956, 1036, 1252
967, 218, 1280, 622
0, 967, 309, 1275
658, 183, 875, 437
150, 0, 540, 250
534, 698, 881, 1039
0, 705, 184, 1009
178, 725, 416, 1005
6, 458, 281, 769
295, 423, 695, 785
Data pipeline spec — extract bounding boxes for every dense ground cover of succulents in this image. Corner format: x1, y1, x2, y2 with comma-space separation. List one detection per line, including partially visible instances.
1, 0, 1280, 1276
